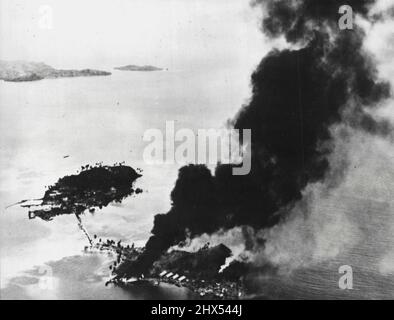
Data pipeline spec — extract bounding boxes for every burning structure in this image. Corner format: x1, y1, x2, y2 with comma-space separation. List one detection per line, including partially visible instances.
105, 241, 246, 299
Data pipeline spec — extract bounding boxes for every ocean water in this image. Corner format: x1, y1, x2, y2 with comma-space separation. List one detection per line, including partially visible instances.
0, 66, 250, 299
251, 194, 394, 300
0, 67, 393, 299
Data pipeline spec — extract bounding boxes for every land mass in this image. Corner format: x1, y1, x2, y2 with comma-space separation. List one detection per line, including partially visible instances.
22, 164, 142, 221
0, 60, 111, 82
114, 65, 163, 71
103, 242, 246, 299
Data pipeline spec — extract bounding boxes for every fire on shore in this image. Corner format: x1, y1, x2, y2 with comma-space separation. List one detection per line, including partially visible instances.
88, 238, 246, 299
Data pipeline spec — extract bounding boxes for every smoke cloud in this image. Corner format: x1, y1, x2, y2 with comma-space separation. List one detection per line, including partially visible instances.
127, 0, 392, 277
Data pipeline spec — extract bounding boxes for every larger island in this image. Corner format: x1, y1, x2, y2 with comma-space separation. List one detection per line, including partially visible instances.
0, 60, 111, 82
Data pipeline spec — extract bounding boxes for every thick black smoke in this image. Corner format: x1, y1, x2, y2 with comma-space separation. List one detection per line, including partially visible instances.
257, 0, 375, 42
123, 0, 391, 276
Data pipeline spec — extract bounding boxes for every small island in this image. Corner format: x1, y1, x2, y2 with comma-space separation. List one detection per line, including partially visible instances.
114, 65, 163, 72
0, 60, 111, 82
19, 163, 142, 246
24, 163, 142, 221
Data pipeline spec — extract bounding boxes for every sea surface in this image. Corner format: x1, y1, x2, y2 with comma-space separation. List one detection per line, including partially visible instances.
0, 66, 393, 299
0, 65, 250, 299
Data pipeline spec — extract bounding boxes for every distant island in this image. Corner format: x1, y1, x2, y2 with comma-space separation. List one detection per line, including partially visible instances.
0, 60, 111, 82
114, 65, 163, 71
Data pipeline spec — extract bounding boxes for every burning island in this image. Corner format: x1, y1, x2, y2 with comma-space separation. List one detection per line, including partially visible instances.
86, 216, 249, 300
101, 241, 247, 299
19, 163, 248, 299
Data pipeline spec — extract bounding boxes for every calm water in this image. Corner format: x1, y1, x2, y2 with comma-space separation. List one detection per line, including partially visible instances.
0, 67, 393, 299
252, 194, 394, 299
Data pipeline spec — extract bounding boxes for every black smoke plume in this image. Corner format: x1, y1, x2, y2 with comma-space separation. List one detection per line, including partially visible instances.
123, 0, 391, 277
